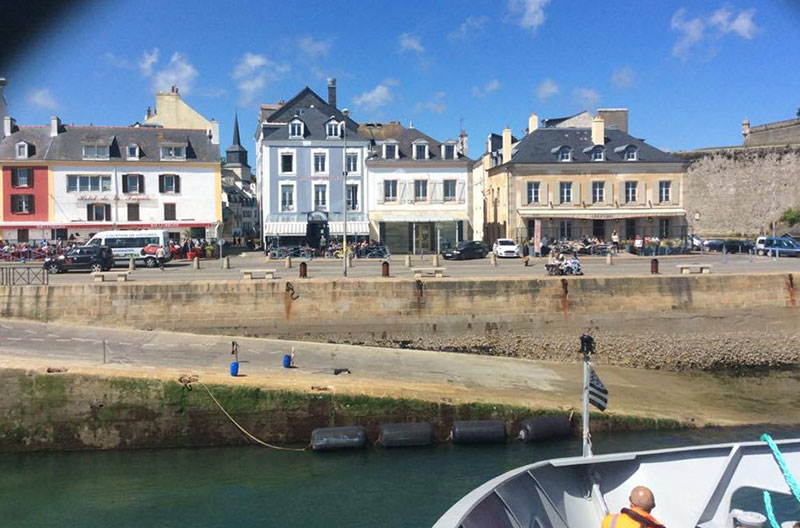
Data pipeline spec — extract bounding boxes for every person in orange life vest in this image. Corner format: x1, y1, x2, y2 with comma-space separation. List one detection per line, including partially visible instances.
601, 486, 665, 528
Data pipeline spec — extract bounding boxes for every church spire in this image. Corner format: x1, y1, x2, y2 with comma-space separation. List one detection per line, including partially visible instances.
225, 112, 249, 168
232, 113, 242, 147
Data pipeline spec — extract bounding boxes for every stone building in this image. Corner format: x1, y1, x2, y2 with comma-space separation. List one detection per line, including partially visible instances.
221, 115, 257, 241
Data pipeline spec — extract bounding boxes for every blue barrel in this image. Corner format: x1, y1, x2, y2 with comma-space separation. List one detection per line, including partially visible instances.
282, 354, 291, 368
230, 361, 239, 376
517, 415, 572, 443
379, 422, 434, 448
452, 420, 507, 444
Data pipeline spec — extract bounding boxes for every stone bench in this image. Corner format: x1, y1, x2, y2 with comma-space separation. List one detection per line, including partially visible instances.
413, 267, 446, 278
677, 264, 713, 274
241, 268, 277, 280
92, 271, 131, 282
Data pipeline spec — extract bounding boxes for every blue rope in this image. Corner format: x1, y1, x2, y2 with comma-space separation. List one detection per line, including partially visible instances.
761, 433, 800, 503
763, 490, 780, 528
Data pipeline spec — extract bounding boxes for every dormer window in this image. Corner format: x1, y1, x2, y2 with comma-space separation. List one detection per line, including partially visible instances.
413, 141, 429, 160
441, 143, 456, 160
624, 146, 638, 161
591, 147, 604, 161
127, 144, 140, 160
15, 142, 30, 159
289, 120, 304, 138
161, 145, 186, 160
383, 143, 398, 160
559, 147, 572, 162
83, 144, 110, 160
325, 119, 341, 139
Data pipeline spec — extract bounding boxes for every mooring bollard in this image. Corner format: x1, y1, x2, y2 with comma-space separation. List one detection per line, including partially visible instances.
650, 258, 659, 274
381, 261, 390, 277
405, 255, 412, 268
128, 256, 136, 271
606, 253, 613, 266
193, 256, 200, 270
285, 256, 292, 268
490, 253, 497, 267
299, 261, 307, 278
221, 256, 230, 269
432, 254, 440, 267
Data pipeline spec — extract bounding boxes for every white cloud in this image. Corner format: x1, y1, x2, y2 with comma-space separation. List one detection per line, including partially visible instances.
415, 91, 447, 114
352, 83, 393, 112
508, 0, 551, 32
537, 78, 559, 100
573, 87, 600, 110
472, 79, 501, 98
382, 78, 400, 87
102, 51, 132, 69
139, 48, 160, 77
297, 36, 332, 59
398, 33, 425, 53
449, 15, 488, 41
611, 67, 635, 89
231, 52, 289, 104
151, 52, 199, 94
671, 7, 758, 61
671, 8, 706, 60
27, 88, 59, 111
710, 7, 758, 39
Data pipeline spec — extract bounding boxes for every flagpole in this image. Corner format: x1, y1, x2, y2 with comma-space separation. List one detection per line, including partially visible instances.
582, 352, 592, 457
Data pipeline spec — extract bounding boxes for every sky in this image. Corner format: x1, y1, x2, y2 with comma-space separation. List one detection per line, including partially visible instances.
3, 0, 800, 162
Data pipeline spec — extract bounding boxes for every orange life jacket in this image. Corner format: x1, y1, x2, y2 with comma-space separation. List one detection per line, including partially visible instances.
601, 507, 665, 528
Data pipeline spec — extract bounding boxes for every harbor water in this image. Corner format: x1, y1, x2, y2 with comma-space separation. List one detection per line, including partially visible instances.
1, 426, 798, 527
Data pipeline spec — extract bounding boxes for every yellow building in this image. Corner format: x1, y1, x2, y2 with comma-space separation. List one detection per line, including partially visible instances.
483, 110, 688, 244
143, 86, 219, 141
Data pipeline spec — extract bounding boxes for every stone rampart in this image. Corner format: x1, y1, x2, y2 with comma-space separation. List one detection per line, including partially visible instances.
2, 273, 800, 370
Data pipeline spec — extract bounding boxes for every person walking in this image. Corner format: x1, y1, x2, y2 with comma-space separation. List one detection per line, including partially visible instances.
522, 240, 530, 266
156, 245, 166, 271
611, 230, 620, 254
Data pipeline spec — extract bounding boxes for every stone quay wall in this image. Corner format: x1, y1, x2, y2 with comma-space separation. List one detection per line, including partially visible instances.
2, 273, 800, 371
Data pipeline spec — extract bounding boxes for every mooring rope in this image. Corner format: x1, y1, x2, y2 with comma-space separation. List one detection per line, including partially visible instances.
760, 433, 800, 528
197, 381, 306, 452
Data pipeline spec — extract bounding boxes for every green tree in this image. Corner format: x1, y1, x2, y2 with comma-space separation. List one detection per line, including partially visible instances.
780, 207, 800, 227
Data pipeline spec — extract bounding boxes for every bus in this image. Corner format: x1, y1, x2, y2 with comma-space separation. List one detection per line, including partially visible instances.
85, 230, 171, 268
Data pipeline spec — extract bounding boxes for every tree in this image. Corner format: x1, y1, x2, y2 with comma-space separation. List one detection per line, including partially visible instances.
780, 207, 800, 227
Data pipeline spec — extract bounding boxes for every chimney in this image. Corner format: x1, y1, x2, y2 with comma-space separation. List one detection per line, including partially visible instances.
502, 126, 512, 164
4, 116, 16, 137
528, 112, 538, 134
146, 106, 152, 119
327, 78, 337, 107
592, 116, 605, 145
50, 116, 61, 137
458, 129, 468, 157
742, 118, 750, 137
597, 108, 628, 134
210, 119, 220, 145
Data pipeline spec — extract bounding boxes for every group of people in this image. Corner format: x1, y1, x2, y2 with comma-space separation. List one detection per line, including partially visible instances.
0, 239, 82, 261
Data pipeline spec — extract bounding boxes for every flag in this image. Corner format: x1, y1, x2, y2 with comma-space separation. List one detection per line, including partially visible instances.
589, 367, 608, 411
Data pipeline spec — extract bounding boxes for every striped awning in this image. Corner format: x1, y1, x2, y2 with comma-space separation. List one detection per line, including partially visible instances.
263, 222, 307, 236
329, 221, 370, 235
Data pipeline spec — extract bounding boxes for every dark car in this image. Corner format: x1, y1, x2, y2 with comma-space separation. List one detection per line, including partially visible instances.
442, 241, 487, 260
722, 239, 754, 253
43, 246, 115, 273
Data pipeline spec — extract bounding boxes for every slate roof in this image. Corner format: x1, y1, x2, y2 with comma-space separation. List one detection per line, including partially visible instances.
0, 124, 219, 162
509, 127, 682, 164
258, 87, 363, 142
359, 122, 472, 162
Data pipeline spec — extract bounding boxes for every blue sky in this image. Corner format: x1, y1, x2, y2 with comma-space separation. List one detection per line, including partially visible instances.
4, 0, 800, 160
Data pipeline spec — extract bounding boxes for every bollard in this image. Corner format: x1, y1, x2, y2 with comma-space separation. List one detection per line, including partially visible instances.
299, 261, 307, 278
490, 253, 497, 267
348, 254, 354, 268
285, 256, 292, 268
650, 258, 659, 274
193, 256, 200, 270
128, 256, 136, 271
381, 261, 390, 277
405, 255, 412, 268
221, 256, 230, 269
749, 249, 753, 263
432, 254, 440, 267
606, 253, 613, 266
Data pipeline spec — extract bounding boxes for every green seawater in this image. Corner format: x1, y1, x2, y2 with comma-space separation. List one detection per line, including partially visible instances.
1, 426, 798, 527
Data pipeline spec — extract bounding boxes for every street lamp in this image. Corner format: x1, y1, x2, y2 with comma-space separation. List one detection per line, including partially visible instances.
342, 108, 349, 277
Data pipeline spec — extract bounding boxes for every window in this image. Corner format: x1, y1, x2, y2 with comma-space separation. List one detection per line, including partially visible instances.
161, 145, 185, 160
443, 144, 456, 160
124, 174, 143, 194
625, 181, 638, 203
592, 148, 604, 161
87, 203, 111, 221
384, 180, 397, 202
326, 122, 340, 138
242, 209, 252, 217
592, 182, 605, 204
82, 144, 110, 159
414, 180, 428, 201
414, 144, 427, 160
159, 174, 180, 193
280, 152, 294, 173
15, 142, 28, 159
527, 182, 540, 204
444, 180, 457, 201
289, 121, 303, 138
127, 145, 139, 159
68, 175, 111, 192
346, 153, 358, 173
659, 181, 671, 203
280, 184, 294, 212
11, 168, 32, 188
164, 203, 176, 221
559, 181, 572, 203
624, 146, 638, 161
314, 184, 327, 210
127, 203, 140, 221
17, 229, 29, 243
10, 195, 34, 214
559, 147, 572, 162
559, 220, 572, 240
659, 218, 670, 239
384, 144, 397, 159
313, 152, 327, 173
346, 184, 358, 210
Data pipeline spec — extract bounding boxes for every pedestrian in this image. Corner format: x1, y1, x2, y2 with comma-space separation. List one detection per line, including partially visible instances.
611, 230, 620, 254
522, 240, 530, 266
156, 244, 166, 270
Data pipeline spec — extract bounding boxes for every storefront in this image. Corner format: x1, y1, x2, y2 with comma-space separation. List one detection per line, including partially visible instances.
519, 210, 688, 243
370, 212, 469, 254
263, 213, 370, 248
0, 222, 214, 244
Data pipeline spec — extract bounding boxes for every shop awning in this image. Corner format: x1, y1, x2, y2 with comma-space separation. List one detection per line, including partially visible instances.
517, 208, 686, 220
263, 222, 307, 236
329, 221, 370, 235
370, 211, 470, 223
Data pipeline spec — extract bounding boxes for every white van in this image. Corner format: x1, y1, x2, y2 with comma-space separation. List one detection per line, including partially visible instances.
85, 230, 171, 268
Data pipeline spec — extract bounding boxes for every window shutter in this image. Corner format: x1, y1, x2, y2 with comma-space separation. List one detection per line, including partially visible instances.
159, 175, 165, 193
638, 181, 646, 205
122, 175, 129, 193
619, 181, 626, 205
670, 179, 677, 205
573, 182, 581, 205
139, 175, 145, 193
377, 179, 384, 204
105, 204, 112, 221
11, 171, 18, 187
542, 182, 548, 205
604, 181, 613, 205
87, 204, 93, 221
456, 180, 465, 203
28, 171, 34, 189
175, 175, 181, 193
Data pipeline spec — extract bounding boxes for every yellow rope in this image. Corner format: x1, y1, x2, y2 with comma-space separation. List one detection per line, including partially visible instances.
198, 381, 307, 452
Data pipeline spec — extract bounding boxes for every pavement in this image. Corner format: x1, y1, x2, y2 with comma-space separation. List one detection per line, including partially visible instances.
26, 251, 800, 284
1, 319, 798, 426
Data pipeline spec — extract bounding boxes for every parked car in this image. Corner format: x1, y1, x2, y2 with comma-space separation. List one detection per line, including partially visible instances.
722, 239, 754, 253
43, 246, 115, 273
689, 234, 703, 250
702, 239, 725, 251
755, 236, 800, 257
492, 238, 520, 258
442, 241, 487, 260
